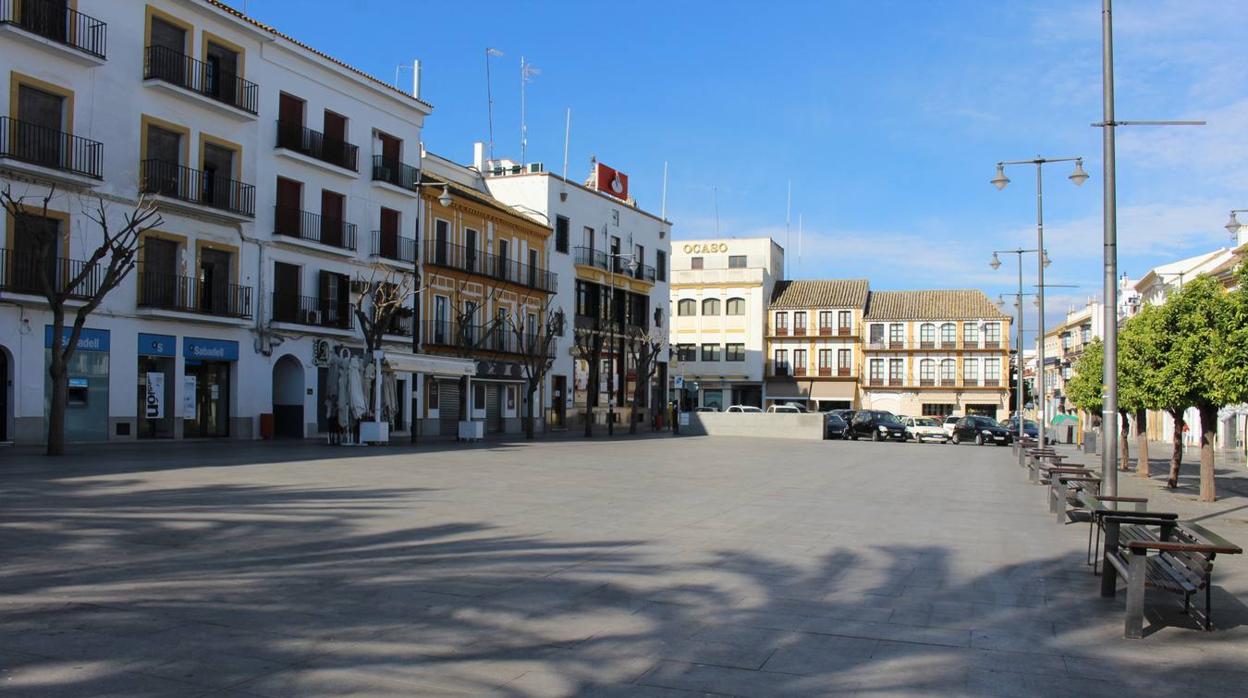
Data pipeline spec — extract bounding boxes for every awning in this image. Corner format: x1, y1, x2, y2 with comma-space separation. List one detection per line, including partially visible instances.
383, 351, 476, 377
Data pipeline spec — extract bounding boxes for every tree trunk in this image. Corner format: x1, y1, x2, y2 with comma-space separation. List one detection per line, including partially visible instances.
46, 352, 68, 456
1119, 409, 1131, 471
1135, 408, 1149, 478
525, 384, 536, 440
584, 353, 596, 438
1198, 403, 1218, 503
1166, 408, 1185, 489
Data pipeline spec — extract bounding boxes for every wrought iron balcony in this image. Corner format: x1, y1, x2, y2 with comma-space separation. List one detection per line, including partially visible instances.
1, 0, 106, 58
140, 159, 255, 216
421, 319, 550, 357
0, 248, 99, 298
371, 230, 416, 264
273, 206, 357, 250
137, 270, 252, 319
144, 45, 258, 114
0, 117, 102, 179
371, 155, 418, 191
425, 240, 556, 293
275, 120, 358, 171
571, 246, 654, 283
270, 292, 353, 329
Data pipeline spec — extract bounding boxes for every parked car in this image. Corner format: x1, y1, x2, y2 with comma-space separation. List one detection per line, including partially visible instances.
951, 415, 1014, 446
902, 416, 949, 443
824, 413, 849, 439
849, 410, 907, 441
1002, 416, 1040, 439
941, 415, 961, 438
695, 406, 719, 413
766, 404, 806, 414
724, 405, 763, 413
830, 409, 857, 425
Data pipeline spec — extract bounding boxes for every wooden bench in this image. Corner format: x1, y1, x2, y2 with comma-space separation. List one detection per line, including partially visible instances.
1047, 469, 1100, 522
1029, 456, 1078, 484
1100, 516, 1243, 638
1026, 449, 1066, 480
1075, 490, 1150, 572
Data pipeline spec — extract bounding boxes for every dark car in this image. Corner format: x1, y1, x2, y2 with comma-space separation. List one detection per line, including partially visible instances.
1002, 416, 1040, 439
952, 416, 1014, 446
830, 409, 857, 425
849, 410, 907, 441
825, 413, 849, 439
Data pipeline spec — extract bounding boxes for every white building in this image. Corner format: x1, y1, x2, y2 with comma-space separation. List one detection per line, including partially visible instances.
669, 238, 783, 409
1040, 300, 1104, 418
482, 149, 672, 430
0, 0, 448, 444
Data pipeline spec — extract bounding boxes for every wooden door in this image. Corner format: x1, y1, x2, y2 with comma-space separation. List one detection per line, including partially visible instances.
379, 207, 399, 259
275, 177, 302, 236
320, 190, 344, 247
273, 262, 299, 321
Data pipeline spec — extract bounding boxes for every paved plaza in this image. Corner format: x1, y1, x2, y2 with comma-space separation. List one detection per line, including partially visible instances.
3, 435, 1248, 697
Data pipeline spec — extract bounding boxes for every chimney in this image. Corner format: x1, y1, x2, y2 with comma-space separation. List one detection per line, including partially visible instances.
473, 142, 486, 172
411, 59, 421, 99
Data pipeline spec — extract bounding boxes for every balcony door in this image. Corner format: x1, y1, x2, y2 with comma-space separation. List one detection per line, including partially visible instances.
273, 262, 300, 322
379, 132, 400, 163
19, 0, 69, 43
275, 177, 302, 237
145, 125, 183, 196
433, 219, 449, 265
12, 216, 59, 294
201, 143, 235, 210
16, 85, 66, 169
204, 41, 239, 105
323, 110, 348, 166
142, 237, 178, 308
320, 190, 344, 247
496, 239, 509, 280
319, 270, 349, 327
464, 228, 478, 273
379, 207, 399, 259
149, 16, 187, 84
433, 295, 448, 344
199, 248, 231, 314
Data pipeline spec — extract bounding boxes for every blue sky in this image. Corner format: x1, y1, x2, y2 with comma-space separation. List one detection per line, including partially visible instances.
241, 0, 1245, 329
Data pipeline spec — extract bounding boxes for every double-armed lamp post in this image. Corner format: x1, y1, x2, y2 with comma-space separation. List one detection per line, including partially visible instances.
991, 156, 1088, 443
992, 248, 1043, 462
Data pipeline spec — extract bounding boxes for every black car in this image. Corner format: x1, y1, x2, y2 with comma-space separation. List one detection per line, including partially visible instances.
849, 410, 907, 441
1002, 416, 1040, 439
830, 409, 857, 425
825, 413, 849, 439
951, 416, 1014, 446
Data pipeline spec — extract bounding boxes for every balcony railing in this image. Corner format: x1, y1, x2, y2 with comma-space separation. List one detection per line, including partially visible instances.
940, 378, 956, 387
983, 378, 1001, 387
0, 248, 99, 298
371, 230, 416, 263
275, 120, 358, 171
794, 325, 808, 337
818, 367, 832, 377
384, 311, 414, 337
425, 240, 556, 293
137, 270, 252, 318
574, 246, 606, 269
888, 378, 903, 387
868, 378, 884, 386
571, 246, 655, 284
920, 341, 935, 349
920, 378, 935, 387
838, 367, 851, 377
140, 159, 255, 216
271, 292, 352, 329
867, 341, 885, 350
940, 341, 957, 349
0, 117, 102, 178
1, 0, 107, 58
793, 366, 807, 377
889, 341, 905, 349
963, 379, 979, 387
371, 155, 419, 191
774, 326, 789, 336
819, 326, 833, 336
838, 326, 852, 336
273, 206, 357, 250
984, 340, 1001, 349
421, 319, 552, 357
144, 45, 258, 114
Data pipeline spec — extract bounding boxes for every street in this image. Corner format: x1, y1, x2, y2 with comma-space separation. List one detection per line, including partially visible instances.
3, 436, 1248, 697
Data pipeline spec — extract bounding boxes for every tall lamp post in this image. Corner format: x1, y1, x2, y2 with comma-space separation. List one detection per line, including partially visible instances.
991, 156, 1088, 446
992, 248, 1043, 462
606, 252, 638, 436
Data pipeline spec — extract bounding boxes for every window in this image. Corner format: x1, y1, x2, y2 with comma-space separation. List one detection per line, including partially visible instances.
677, 299, 696, 316
555, 215, 569, 253
656, 250, 666, 281
818, 311, 833, 332
728, 255, 747, 269
675, 344, 697, 362
963, 321, 979, 345
920, 323, 935, 346
869, 359, 884, 382
690, 256, 704, 270
582, 226, 595, 251
16, 84, 68, 169
985, 357, 1001, 382
889, 358, 904, 382
793, 349, 807, 375
869, 324, 885, 345
964, 358, 979, 382
818, 349, 832, 370
701, 344, 720, 361
774, 349, 789, 375
985, 322, 1001, 344
775, 311, 788, 331
920, 359, 935, 383
793, 311, 807, 333
702, 298, 721, 316
726, 343, 745, 361
838, 310, 852, 331
940, 323, 956, 345
922, 403, 955, 417
725, 297, 745, 316
838, 349, 851, 372
1080, 325, 1091, 344
889, 323, 905, 345
940, 359, 956, 383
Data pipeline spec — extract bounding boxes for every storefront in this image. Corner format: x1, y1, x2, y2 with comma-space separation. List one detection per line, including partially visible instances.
183, 337, 238, 438
137, 333, 176, 439
44, 326, 110, 443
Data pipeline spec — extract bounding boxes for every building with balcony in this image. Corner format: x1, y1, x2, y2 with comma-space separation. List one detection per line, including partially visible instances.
1039, 300, 1104, 419
860, 290, 1011, 419
669, 237, 783, 410
0, 0, 442, 444
482, 148, 671, 431
762, 278, 865, 411
415, 150, 556, 437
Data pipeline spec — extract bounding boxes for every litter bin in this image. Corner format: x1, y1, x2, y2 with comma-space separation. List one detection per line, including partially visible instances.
1083, 430, 1097, 454
259, 412, 274, 440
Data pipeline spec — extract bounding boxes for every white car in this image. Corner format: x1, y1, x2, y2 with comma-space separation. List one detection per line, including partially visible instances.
724, 405, 763, 413
941, 415, 961, 438
766, 404, 806, 414
903, 416, 949, 443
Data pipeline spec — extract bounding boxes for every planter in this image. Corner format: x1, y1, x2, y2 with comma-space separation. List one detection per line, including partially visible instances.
360, 420, 389, 444
458, 420, 483, 441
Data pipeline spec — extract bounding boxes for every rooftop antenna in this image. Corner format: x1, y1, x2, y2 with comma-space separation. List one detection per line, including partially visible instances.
660, 161, 669, 221
485, 48, 503, 162
560, 107, 570, 200
520, 56, 539, 166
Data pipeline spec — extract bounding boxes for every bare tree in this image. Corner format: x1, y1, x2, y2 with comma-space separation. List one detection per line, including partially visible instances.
352, 264, 418, 355
625, 326, 662, 434
573, 320, 604, 438
444, 280, 504, 421
503, 296, 563, 439
1, 185, 161, 455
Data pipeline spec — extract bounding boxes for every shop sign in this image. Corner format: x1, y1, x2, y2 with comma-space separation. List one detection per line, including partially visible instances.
477, 359, 523, 380
183, 337, 239, 361
594, 162, 629, 201
44, 326, 110, 352
680, 242, 729, 254
138, 333, 176, 357
144, 372, 164, 419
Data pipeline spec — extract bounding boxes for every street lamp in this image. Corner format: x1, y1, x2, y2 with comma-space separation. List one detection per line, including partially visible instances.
408, 176, 453, 442
992, 247, 1042, 463
992, 156, 1088, 446
1225, 210, 1248, 241
606, 252, 638, 436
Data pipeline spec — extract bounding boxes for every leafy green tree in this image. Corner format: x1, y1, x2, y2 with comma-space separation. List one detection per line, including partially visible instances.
1118, 305, 1171, 478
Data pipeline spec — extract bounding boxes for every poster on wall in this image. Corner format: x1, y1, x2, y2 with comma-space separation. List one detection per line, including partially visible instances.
506, 387, 515, 411
144, 373, 164, 419
184, 376, 197, 419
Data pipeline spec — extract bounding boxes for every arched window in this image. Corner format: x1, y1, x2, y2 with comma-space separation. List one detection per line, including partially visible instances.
725, 297, 745, 316
940, 323, 956, 345
920, 359, 935, 382
940, 358, 956, 382
702, 298, 721, 316
920, 323, 936, 345
677, 299, 696, 316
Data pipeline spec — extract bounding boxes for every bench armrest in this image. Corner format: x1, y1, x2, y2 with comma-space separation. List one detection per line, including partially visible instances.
1128, 540, 1243, 555
1103, 513, 1179, 524
1097, 496, 1147, 503
1180, 522, 1243, 553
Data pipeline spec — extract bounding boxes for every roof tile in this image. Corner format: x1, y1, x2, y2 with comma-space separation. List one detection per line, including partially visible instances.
863, 290, 1008, 320
769, 280, 869, 309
